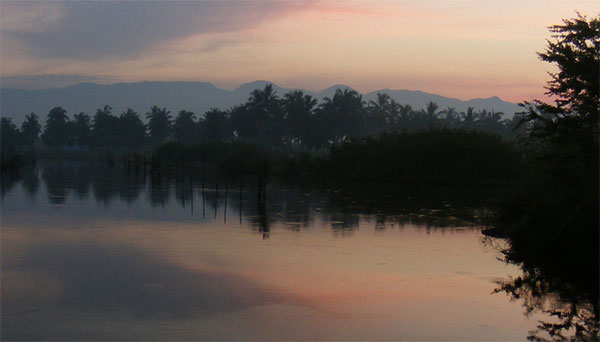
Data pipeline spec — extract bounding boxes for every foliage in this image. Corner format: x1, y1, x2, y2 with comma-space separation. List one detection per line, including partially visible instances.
315, 129, 522, 183
20, 113, 41, 147
71, 112, 91, 147
494, 14, 600, 334
520, 13, 599, 170
4, 84, 524, 151
119, 108, 146, 149
91, 105, 120, 147
172, 110, 197, 145
146, 105, 172, 145
42, 107, 70, 146
1, 118, 21, 151
201, 108, 232, 143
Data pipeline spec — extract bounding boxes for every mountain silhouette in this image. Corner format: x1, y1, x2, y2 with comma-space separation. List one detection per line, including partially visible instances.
0, 81, 521, 124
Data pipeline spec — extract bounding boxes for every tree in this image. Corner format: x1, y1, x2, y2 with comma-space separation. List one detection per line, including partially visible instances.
319, 88, 365, 143
119, 108, 146, 149
146, 106, 172, 145
496, 14, 600, 311
21, 113, 41, 147
420, 101, 441, 128
72, 112, 91, 147
460, 107, 477, 128
247, 84, 284, 146
201, 108, 231, 143
439, 107, 458, 128
283, 90, 317, 148
173, 110, 197, 145
367, 93, 391, 136
520, 13, 599, 162
1, 117, 21, 152
91, 105, 119, 147
42, 107, 69, 146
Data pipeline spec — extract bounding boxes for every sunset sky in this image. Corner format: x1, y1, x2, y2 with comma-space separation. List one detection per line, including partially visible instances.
1, 1, 597, 102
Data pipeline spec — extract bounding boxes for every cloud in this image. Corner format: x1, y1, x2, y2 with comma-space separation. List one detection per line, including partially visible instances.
1, 1, 313, 60
1, 73, 114, 89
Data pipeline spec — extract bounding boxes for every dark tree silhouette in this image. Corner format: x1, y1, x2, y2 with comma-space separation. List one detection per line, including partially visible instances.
460, 107, 477, 128
20, 113, 41, 147
201, 108, 231, 143
119, 108, 146, 149
319, 88, 365, 143
71, 112, 91, 147
439, 107, 459, 128
495, 15, 599, 327
521, 13, 599, 164
283, 90, 317, 149
146, 106, 172, 145
367, 93, 391, 136
92, 105, 119, 147
419, 101, 441, 128
1, 118, 20, 152
173, 110, 197, 145
248, 84, 284, 146
42, 107, 69, 146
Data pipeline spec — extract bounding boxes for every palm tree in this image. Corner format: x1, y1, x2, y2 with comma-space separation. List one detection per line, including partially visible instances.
367, 93, 391, 135
173, 110, 197, 145
398, 104, 414, 130
72, 112, 91, 147
92, 105, 119, 147
146, 105, 172, 145
119, 108, 146, 148
201, 108, 231, 142
387, 99, 401, 131
423, 101, 441, 120
322, 88, 366, 142
42, 107, 69, 146
283, 90, 317, 149
460, 107, 477, 128
247, 84, 284, 147
21, 113, 41, 147
1, 117, 21, 152
414, 101, 440, 129
229, 104, 252, 142
439, 107, 458, 128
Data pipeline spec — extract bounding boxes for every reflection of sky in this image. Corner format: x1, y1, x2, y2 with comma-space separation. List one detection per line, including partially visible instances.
1, 167, 548, 340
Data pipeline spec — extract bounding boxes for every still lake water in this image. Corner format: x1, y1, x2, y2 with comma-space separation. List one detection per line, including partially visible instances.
1, 161, 552, 340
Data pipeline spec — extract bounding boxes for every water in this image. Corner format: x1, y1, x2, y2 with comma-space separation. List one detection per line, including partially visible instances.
0, 161, 564, 340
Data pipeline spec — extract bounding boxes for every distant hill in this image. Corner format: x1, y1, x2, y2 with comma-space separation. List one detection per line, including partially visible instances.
0, 81, 521, 124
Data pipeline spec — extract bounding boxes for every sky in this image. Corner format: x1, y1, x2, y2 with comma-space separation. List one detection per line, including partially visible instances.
0, 1, 597, 102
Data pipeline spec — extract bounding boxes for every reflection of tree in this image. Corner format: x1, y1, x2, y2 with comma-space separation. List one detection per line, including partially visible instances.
1, 168, 22, 200
42, 162, 70, 204
256, 196, 269, 239
329, 212, 359, 234
20, 167, 39, 199
73, 164, 91, 199
39, 161, 145, 206
493, 257, 598, 341
149, 173, 169, 208
323, 183, 495, 230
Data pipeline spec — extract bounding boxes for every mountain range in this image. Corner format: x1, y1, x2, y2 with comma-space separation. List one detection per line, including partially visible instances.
0, 80, 521, 124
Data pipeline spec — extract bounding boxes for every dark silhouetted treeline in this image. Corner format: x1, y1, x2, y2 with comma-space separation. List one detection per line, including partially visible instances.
1, 85, 526, 154
284, 129, 523, 184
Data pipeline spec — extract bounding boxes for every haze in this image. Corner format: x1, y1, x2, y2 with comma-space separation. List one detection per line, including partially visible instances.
1, 0, 597, 102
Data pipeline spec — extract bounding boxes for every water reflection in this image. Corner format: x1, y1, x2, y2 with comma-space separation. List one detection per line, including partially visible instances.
2, 161, 494, 234
4, 242, 290, 318
2, 161, 596, 340
494, 269, 599, 341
